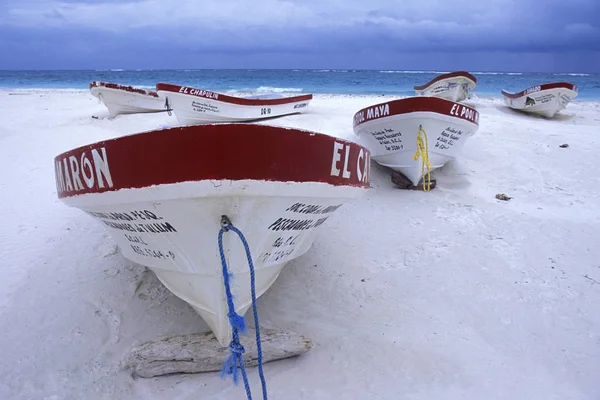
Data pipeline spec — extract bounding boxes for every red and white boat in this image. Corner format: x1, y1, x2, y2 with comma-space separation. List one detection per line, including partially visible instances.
501, 82, 578, 118
90, 81, 166, 118
156, 83, 313, 125
353, 97, 479, 187
54, 124, 370, 345
414, 71, 477, 103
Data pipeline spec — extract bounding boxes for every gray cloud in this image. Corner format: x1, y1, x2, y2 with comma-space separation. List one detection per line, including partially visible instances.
0, 0, 598, 70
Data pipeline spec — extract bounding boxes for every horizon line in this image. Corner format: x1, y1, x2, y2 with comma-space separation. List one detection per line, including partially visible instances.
0, 68, 597, 74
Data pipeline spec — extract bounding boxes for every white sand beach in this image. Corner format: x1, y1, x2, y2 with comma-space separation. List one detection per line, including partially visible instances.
1, 90, 599, 400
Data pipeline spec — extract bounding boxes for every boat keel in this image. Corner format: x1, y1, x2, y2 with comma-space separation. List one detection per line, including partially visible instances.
391, 170, 437, 191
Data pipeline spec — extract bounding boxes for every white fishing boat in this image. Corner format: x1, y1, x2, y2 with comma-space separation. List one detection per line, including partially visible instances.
155, 83, 313, 125
413, 71, 477, 102
90, 81, 166, 117
54, 123, 370, 345
501, 82, 578, 118
353, 96, 479, 188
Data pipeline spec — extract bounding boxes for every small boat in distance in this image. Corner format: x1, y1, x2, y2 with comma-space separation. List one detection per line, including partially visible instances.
54, 123, 370, 345
353, 96, 479, 188
501, 82, 578, 118
89, 81, 166, 117
156, 83, 313, 125
413, 71, 477, 103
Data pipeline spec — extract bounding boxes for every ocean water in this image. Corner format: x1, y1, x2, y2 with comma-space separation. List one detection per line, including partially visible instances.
1, 69, 599, 100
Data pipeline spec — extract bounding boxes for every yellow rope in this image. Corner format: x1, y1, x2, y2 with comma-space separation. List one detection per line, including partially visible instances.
412, 125, 433, 191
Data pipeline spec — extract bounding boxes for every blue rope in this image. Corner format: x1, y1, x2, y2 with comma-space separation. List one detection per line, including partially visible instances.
218, 215, 268, 400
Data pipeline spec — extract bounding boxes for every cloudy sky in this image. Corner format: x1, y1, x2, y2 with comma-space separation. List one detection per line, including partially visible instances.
0, 0, 599, 72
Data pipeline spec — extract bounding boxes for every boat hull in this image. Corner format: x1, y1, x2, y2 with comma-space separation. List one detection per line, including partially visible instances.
414, 72, 477, 103
501, 84, 578, 118
64, 182, 362, 345
353, 97, 479, 186
54, 124, 370, 345
90, 85, 165, 117
156, 83, 312, 125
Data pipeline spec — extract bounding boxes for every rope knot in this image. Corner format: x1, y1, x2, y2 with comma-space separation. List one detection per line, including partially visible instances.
220, 340, 245, 384
227, 311, 247, 332
229, 341, 246, 355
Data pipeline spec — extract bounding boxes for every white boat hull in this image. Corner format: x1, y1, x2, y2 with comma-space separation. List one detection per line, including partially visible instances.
353, 98, 479, 186
362, 113, 477, 185
54, 124, 370, 345
502, 86, 578, 118
90, 85, 165, 118
156, 84, 312, 125
63, 181, 362, 345
414, 72, 477, 103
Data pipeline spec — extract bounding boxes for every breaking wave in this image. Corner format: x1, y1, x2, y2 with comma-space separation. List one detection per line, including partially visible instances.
255, 86, 303, 93
380, 70, 450, 74
225, 86, 304, 94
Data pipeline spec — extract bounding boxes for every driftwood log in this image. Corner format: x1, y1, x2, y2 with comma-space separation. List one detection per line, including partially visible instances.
124, 328, 313, 378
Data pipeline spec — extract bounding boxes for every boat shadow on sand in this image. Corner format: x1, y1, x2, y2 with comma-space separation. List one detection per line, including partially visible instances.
91, 109, 313, 123
91, 109, 172, 120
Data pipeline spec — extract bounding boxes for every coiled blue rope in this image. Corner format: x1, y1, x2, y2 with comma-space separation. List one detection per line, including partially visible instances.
218, 215, 268, 400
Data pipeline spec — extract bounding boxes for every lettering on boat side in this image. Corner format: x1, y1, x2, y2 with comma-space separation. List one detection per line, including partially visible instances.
178, 86, 219, 100
266, 217, 329, 232
435, 126, 464, 150
192, 100, 219, 114
258, 233, 302, 264
560, 93, 573, 104
55, 147, 113, 195
85, 209, 179, 262
370, 127, 403, 152
258, 201, 346, 265
529, 93, 554, 105
449, 103, 479, 124
525, 86, 541, 95
87, 210, 177, 234
260, 108, 271, 115
430, 82, 454, 94
330, 141, 370, 183
294, 103, 307, 109
285, 202, 343, 215
353, 103, 390, 126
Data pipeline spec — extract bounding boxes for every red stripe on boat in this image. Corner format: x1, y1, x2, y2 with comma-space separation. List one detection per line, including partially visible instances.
353, 97, 479, 128
89, 81, 159, 97
501, 82, 578, 99
413, 71, 477, 91
54, 124, 371, 198
156, 83, 313, 106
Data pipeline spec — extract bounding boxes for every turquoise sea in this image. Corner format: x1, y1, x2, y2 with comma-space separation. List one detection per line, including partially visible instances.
1, 69, 599, 100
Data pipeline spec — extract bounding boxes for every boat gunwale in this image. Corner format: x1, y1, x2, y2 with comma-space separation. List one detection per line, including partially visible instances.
156, 83, 313, 106
352, 96, 480, 128
413, 71, 478, 91
54, 123, 371, 200
90, 81, 160, 98
500, 82, 578, 99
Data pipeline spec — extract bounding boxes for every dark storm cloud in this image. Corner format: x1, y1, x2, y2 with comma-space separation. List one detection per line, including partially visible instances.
0, 0, 598, 71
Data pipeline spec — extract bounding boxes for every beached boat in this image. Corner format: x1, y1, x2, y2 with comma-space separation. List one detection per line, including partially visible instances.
155, 83, 313, 125
90, 81, 166, 117
413, 71, 477, 102
54, 123, 370, 345
501, 82, 578, 118
353, 97, 479, 188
